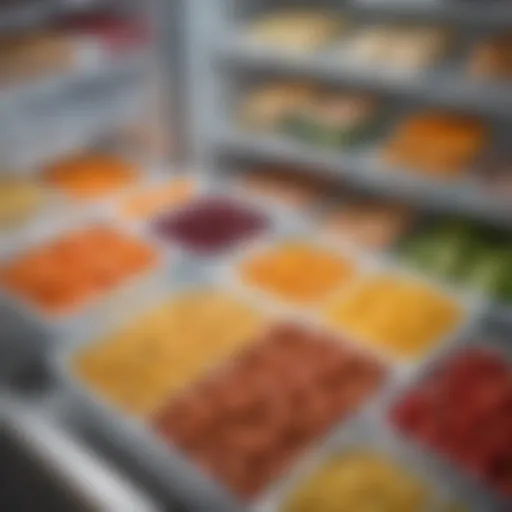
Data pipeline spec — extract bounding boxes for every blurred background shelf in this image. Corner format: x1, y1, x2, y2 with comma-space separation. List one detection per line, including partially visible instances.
220, 38, 512, 117
218, 131, 512, 229
0, 0, 119, 32
348, 0, 512, 26
0, 51, 149, 111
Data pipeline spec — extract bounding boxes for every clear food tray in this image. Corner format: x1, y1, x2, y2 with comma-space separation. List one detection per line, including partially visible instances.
257, 414, 490, 512
53, 275, 402, 511
53, 280, 277, 512
380, 333, 512, 510
0, 212, 167, 345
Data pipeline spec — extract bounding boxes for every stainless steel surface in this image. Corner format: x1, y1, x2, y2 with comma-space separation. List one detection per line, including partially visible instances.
0, 395, 163, 512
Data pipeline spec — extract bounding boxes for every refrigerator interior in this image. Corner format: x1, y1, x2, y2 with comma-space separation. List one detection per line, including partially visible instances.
1, 0, 512, 511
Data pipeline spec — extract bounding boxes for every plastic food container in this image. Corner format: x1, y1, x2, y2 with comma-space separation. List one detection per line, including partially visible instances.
151, 321, 387, 502
232, 235, 369, 312
323, 268, 481, 365
58, 303, 387, 509
243, 10, 347, 55
0, 218, 163, 341
260, 417, 477, 512
56, 284, 272, 512
71, 286, 267, 417
380, 111, 488, 179
43, 152, 141, 202
390, 337, 512, 504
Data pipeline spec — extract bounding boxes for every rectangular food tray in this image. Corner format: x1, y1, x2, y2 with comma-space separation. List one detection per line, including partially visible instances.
53, 281, 276, 512
0, 213, 169, 345
379, 331, 512, 511
52, 275, 401, 512
256, 412, 492, 512
225, 228, 482, 371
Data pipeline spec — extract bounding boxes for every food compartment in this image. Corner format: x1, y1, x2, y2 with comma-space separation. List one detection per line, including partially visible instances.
242, 9, 349, 56
324, 273, 466, 362
398, 217, 512, 307
391, 344, 512, 500
152, 196, 269, 256
282, 452, 451, 512
379, 110, 489, 179
237, 239, 361, 308
338, 22, 454, 74
237, 78, 387, 151
43, 152, 141, 201
0, 224, 158, 317
72, 288, 267, 417
274, 414, 471, 512
151, 322, 386, 501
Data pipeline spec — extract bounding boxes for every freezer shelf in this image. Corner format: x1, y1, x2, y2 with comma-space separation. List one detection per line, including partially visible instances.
216, 131, 512, 230
219, 37, 512, 118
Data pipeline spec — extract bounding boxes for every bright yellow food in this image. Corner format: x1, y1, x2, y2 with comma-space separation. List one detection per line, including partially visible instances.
73, 290, 265, 417
282, 452, 431, 512
325, 275, 461, 360
118, 177, 196, 220
239, 241, 357, 305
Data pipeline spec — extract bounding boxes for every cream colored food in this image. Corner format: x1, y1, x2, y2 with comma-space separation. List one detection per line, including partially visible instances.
247, 10, 346, 53
347, 25, 451, 70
